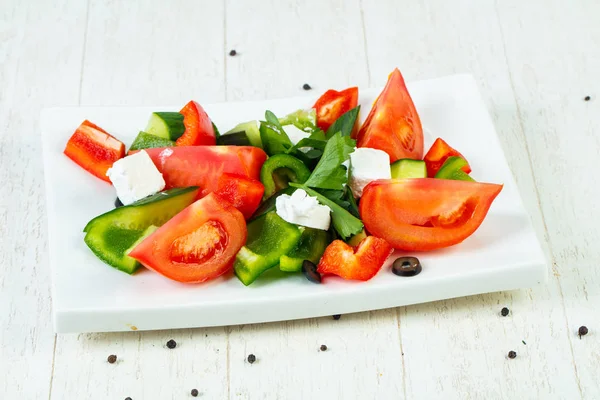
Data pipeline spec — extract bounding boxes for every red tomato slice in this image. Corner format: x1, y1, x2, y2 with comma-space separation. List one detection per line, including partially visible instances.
356, 68, 423, 162
317, 237, 393, 281
313, 87, 359, 132
144, 146, 267, 195
129, 193, 247, 283
359, 179, 502, 251
424, 138, 471, 177
176, 100, 216, 146
215, 173, 265, 220
64, 120, 125, 182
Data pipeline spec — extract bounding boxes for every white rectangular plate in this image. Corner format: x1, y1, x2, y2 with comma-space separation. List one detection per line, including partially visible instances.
42, 74, 547, 333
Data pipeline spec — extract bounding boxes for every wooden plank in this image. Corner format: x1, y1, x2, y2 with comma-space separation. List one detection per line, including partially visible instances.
49, 1, 229, 399
225, 1, 404, 399
0, 0, 87, 398
361, 0, 581, 398
497, 0, 600, 397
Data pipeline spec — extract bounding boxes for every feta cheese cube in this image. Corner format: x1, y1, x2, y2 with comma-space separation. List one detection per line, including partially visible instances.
348, 147, 391, 198
275, 189, 331, 230
106, 150, 166, 205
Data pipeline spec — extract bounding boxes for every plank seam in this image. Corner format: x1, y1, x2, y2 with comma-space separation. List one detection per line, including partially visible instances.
492, 2, 583, 398
359, 0, 372, 87
77, 0, 91, 105
47, 334, 57, 400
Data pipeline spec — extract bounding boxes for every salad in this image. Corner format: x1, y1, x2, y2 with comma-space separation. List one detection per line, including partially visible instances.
63, 68, 503, 285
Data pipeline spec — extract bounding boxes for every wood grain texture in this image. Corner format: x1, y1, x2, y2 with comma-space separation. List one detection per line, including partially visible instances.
225, 1, 403, 399
361, 0, 581, 398
2, 0, 599, 398
497, 0, 600, 397
49, 1, 229, 399
0, 0, 87, 398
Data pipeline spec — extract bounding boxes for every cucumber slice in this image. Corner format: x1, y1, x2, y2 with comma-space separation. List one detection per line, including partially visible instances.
145, 112, 185, 140
225, 121, 262, 148
84, 187, 198, 274
390, 159, 427, 179
216, 131, 251, 146
435, 156, 474, 181
129, 131, 175, 152
346, 229, 367, 246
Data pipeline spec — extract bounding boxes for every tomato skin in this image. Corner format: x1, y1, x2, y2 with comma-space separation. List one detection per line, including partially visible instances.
359, 179, 502, 251
317, 236, 393, 281
129, 193, 247, 283
356, 68, 423, 162
144, 146, 267, 195
64, 120, 125, 182
176, 100, 216, 146
215, 173, 265, 220
424, 138, 471, 177
313, 87, 359, 132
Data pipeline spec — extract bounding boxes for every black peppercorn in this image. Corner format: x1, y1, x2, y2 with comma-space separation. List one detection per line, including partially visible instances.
501, 307, 509, 316
107, 354, 117, 364
166, 339, 177, 349
303, 83, 312, 90
247, 354, 256, 364
332, 314, 341, 320
229, 49, 237, 56
125, 397, 132, 400
584, 96, 591, 101
508, 351, 517, 359
578, 326, 589, 338
320, 344, 327, 351
191, 388, 199, 397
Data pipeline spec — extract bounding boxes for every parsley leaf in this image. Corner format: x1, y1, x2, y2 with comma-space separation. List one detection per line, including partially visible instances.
260, 110, 292, 156
325, 106, 360, 139
303, 132, 355, 190
290, 184, 363, 239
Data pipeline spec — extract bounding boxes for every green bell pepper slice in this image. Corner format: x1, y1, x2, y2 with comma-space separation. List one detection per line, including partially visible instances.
280, 227, 330, 272
435, 156, 475, 181
234, 212, 302, 285
260, 154, 311, 199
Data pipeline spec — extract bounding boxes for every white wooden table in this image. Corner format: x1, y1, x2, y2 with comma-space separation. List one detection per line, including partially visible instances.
1, 0, 598, 398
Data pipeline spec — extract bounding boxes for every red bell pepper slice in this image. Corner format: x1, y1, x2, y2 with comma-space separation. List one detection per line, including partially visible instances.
424, 138, 471, 177
313, 87, 359, 132
176, 100, 216, 146
317, 236, 393, 281
63, 120, 125, 182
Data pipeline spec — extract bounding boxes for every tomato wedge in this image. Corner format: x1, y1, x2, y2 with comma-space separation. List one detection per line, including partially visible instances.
144, 146, 267, 195
176, 100, 216, 146
424, 138, 471, 177
356, 68, 423, 162
215, 173, 265, 220
129, 193, 247, 283
64, 120, 125, 182
313, 87, 359, 132
317, 236, 393, 281
359, 179, 502, 251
